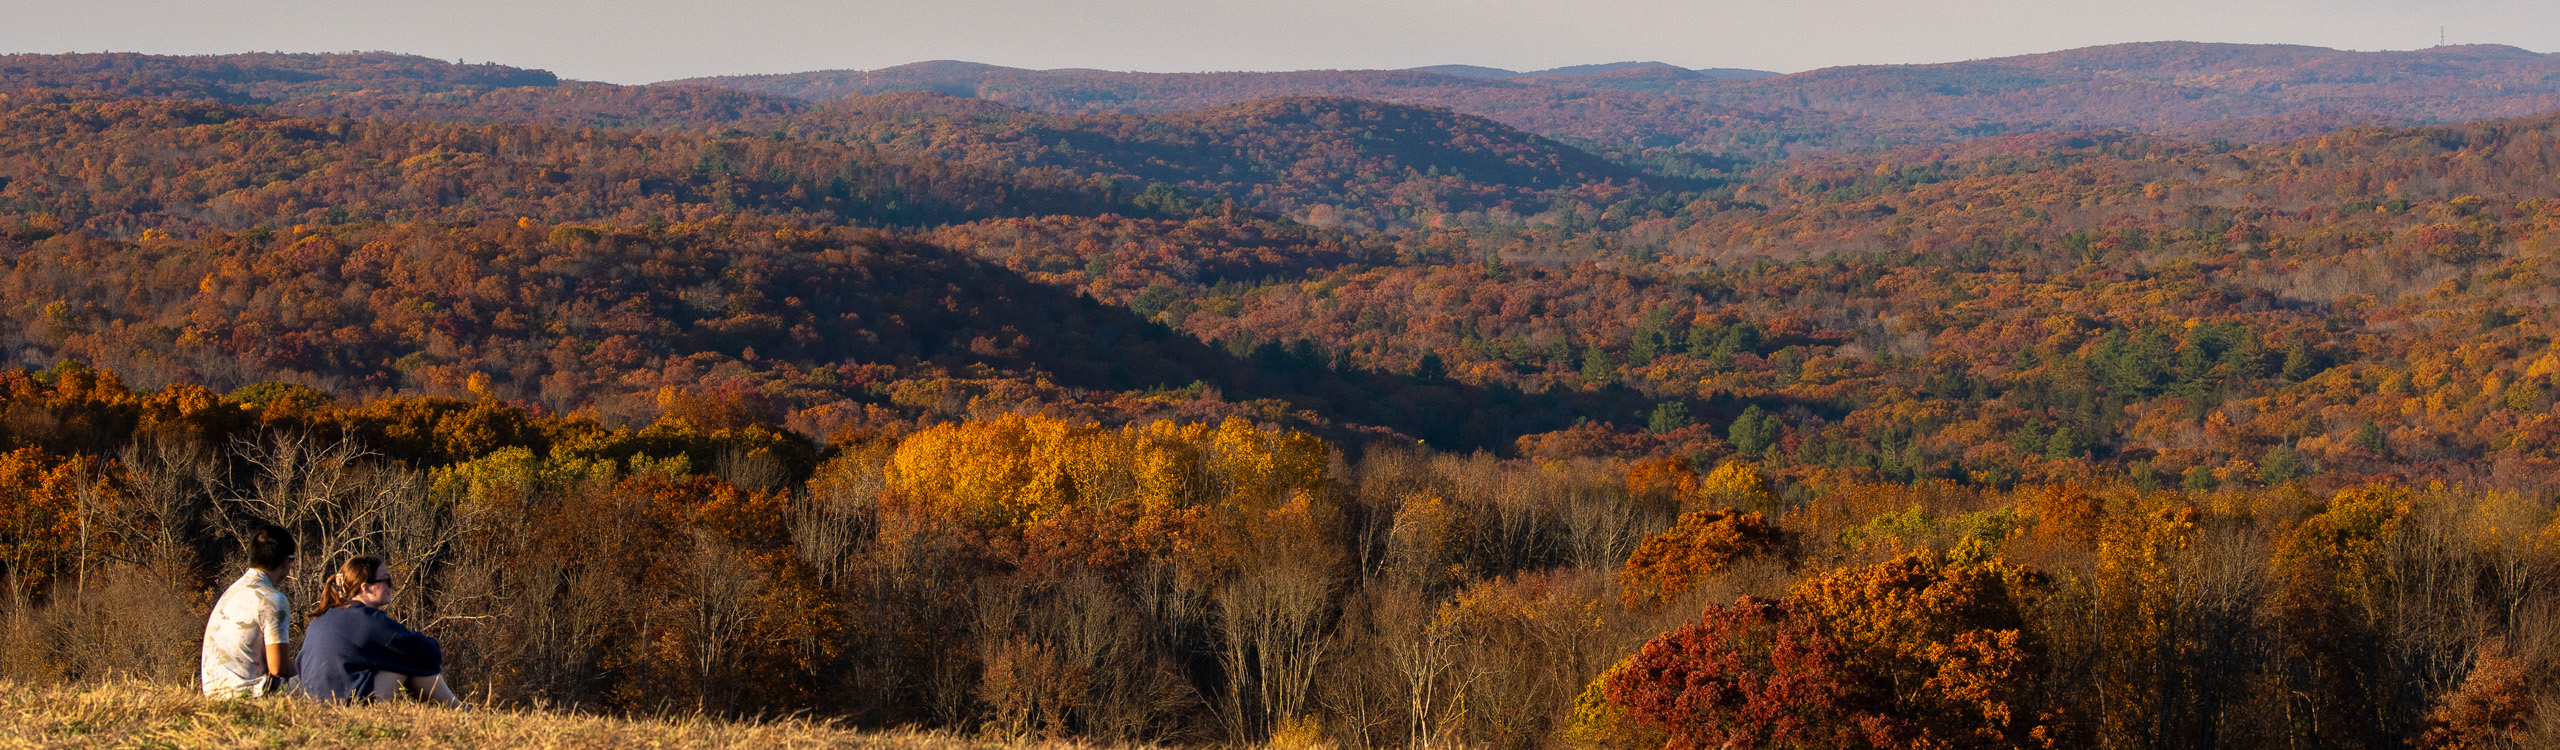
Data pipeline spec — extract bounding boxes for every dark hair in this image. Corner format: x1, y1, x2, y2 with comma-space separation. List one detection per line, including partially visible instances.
315, 556, 386, 617
247, 524, 296, 571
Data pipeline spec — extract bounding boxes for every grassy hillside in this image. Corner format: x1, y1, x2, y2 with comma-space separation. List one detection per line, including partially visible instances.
0, 679, 1114, 749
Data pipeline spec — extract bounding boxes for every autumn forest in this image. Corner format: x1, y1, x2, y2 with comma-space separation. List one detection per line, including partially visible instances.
8, 45, 2560, 748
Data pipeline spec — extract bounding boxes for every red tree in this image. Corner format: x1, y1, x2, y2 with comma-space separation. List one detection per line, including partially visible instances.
1606, 596, 1913, 750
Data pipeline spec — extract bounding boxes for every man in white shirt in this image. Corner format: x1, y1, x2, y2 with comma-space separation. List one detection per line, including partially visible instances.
200, 524, 297, 698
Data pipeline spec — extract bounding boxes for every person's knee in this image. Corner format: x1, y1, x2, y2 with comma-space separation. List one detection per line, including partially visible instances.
367, 673, 407, 701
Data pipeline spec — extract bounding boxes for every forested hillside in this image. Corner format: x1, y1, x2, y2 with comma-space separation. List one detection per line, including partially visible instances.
0, 87, 1647, 447
20, 46, 2560, 158
682, 42, 2560, 153
0, 52, 561, 103
768, 92, 1648, 224
1554, 43, 2560, 139
5, 46, 2560, 750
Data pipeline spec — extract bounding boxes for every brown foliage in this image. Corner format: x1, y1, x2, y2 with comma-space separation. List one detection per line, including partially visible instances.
2415, 644, 2538, 750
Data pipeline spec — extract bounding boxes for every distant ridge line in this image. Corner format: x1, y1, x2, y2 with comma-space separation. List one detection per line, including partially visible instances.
1410, 62, 1782, 80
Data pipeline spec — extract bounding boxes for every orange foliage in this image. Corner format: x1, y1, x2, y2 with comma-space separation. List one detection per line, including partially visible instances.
1617, 508, 1795, 611
1787, 551, 2066, 749
1625, 457, 1697, 507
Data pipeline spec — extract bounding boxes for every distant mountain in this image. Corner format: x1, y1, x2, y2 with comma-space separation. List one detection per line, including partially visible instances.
1524, 62, 1674, 77
16, 44, 2560, 163
1683, 67, 1781, 80
1408, 64, 1518, 79
0, 51, 825, 130
672, 62, 1782, 155
1599, 42, 2560, 129
1517, 62, 1670, 77
674, 42, 2560, 154
0, 51, 558, 104
1410, 63, 1778, 80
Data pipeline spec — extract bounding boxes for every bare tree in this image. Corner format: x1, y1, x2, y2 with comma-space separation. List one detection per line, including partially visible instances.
1215, 548, 1338, 742
715, 446, 790, 493
791, 456, 883, 589
1376, 584, 1462, 750
227, 432, 384, 607
681, 530, 769, 712
1041, 570, 1195, 742
1559, 478, 1652, 573
1456, 453, 1553, 575
1351, 450, 1431, 583
113, 434, 221, 587
221, 432, 448, 628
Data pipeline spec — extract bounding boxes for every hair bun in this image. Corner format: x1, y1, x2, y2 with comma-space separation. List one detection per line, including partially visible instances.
310, 554, 387, 618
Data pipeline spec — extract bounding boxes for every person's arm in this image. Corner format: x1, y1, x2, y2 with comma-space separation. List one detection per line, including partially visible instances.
264, 642, 296, 680
369, 611, 446, 679
259, 592, 296, 680
370, 615, 459, 707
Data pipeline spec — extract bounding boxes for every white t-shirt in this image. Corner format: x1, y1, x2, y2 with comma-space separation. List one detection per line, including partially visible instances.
200, 568, 291, 698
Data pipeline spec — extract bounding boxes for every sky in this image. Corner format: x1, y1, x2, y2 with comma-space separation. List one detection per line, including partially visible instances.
4, 0, 2556, 84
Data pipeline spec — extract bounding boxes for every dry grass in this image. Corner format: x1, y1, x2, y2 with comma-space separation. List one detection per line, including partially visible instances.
0, 679, 1121, 750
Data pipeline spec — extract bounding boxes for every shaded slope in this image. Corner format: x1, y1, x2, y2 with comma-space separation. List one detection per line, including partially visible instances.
765, 92, 1653, 225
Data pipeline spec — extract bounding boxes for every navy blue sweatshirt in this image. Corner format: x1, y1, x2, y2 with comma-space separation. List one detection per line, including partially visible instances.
293, 603, 444, 701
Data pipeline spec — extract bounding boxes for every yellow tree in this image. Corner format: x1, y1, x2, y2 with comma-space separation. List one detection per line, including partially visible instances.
1788, 549, 2068, 749
1696, 461, 1777, 512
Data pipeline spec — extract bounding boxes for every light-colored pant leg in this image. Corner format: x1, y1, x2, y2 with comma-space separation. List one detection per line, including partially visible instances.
366, 673, 403, 702
370, 671, 461, 707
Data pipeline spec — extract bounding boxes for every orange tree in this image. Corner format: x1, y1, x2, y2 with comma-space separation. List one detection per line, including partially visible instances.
1617, 507, 1797, 611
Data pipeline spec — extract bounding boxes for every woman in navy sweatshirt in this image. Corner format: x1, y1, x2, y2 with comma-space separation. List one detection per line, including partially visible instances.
294, 555, 463, 706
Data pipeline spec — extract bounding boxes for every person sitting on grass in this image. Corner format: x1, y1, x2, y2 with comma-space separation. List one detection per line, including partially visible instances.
293, 555, 462, 707
200, 523, 298, 698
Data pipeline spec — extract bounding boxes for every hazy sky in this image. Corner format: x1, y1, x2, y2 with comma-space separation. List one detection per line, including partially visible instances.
5, 0, 2554, 84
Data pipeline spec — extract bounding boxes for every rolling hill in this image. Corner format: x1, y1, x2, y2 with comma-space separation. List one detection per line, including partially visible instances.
35, 44, 2557, 164
2, 55, 1656, 227
770, 92, 1649, 225
1568, 42, 2560, 138
677, 42, 2560, 153
0, 51, 560, 103
673, 61, 1782, 153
